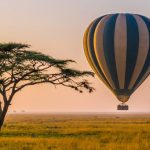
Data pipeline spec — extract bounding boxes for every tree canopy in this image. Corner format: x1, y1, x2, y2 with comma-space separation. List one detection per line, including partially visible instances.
0, 43, 95, 129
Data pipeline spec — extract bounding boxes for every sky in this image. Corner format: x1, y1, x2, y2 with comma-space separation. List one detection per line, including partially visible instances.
0, 0, 150, 112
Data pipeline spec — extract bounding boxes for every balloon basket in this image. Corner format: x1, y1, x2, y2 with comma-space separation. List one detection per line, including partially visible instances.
117, 104, 128, 110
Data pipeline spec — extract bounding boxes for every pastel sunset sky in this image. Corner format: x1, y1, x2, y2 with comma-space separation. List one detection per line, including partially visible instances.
1, 0, 150, 112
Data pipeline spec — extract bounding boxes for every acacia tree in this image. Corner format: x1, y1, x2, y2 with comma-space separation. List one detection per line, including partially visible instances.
0, 43, 94, 129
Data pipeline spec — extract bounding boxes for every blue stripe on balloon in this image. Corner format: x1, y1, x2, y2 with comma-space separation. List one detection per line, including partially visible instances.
125, 14, 139, 89
132, 15, 150, 90
88, 16, 112, 88
103, 14, 119, 89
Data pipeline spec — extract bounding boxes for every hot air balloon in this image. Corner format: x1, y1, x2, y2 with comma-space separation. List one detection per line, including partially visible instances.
83, 13, 150, 110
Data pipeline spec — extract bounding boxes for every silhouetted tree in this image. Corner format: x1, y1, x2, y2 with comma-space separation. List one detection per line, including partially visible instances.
0, 43, 94, 129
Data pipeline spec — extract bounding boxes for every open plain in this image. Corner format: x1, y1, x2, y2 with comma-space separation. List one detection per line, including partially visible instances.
0, 113, 150, 150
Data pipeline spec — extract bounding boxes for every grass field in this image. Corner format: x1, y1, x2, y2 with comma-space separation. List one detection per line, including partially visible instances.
0, 113, 150, 150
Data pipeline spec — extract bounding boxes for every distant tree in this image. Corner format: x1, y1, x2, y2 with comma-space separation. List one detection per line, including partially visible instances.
0, 43, 94, 130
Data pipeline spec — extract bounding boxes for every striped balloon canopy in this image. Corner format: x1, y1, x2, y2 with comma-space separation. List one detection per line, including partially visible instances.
83, 13, 150, 103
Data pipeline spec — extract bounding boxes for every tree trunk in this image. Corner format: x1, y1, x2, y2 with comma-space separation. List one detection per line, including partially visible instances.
0, 104, 9, 130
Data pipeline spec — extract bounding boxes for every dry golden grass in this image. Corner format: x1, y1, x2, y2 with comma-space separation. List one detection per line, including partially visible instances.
0, 114, 150, 150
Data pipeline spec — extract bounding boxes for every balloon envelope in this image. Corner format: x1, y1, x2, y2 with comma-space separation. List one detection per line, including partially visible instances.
83, 13, 150, 103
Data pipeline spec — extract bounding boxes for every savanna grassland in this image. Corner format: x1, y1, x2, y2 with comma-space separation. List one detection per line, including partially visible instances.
0, 114, 150, 150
